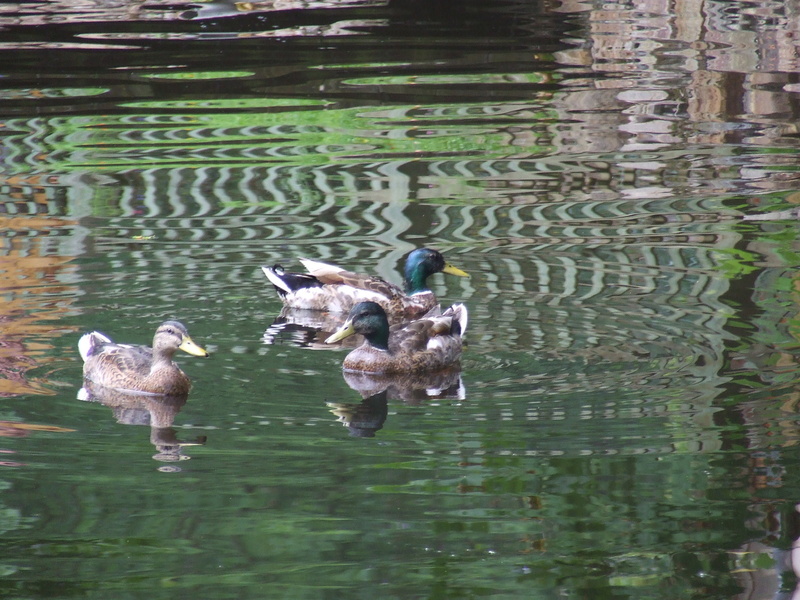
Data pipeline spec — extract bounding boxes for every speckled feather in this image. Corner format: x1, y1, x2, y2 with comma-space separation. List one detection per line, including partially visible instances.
262, 248, 467, 320
79, 321, 207, 396
326, 301, 467, 374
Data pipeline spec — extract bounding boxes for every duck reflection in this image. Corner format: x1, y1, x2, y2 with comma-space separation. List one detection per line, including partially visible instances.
729, 500, 800, 600
327, 391, 389, 438
180, 0, 255, 20
262, 307, 360, 349
342, 369, 465, 404
326, 369, 465, 438
77, 381, 206, 469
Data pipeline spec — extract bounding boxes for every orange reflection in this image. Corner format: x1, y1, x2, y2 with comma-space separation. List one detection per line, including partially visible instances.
0, 198, 80, 397
0, 421, 74, 437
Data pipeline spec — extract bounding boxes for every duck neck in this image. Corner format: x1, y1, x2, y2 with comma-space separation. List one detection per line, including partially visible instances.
404, 263, 431, 295
150, 347, 176, 373
363, 324, 390, 352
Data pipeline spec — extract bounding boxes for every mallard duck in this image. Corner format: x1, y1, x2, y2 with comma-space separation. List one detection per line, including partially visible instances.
325, 301, 467, 374
78, 321, 208, 395
262, 248, 468, 320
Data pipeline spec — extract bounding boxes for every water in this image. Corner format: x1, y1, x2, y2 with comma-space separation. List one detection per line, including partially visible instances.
2, 0, 800, 598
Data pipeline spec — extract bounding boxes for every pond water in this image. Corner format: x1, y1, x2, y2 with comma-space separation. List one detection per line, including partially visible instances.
2, 0, 800, 597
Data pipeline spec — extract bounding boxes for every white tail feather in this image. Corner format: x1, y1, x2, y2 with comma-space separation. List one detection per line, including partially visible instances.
261, 266, 293, 294
78, 331, 112, 362
444, 303, 468, 338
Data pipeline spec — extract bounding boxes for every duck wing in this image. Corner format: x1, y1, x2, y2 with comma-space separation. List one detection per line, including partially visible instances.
88, 343, 155, 379
299, 258, 404, 299
389, 310, 462, 355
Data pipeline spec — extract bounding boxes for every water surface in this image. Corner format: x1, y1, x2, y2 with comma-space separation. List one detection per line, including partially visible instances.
2, 0, 800, 598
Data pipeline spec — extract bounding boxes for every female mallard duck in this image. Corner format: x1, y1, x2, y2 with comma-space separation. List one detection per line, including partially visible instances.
325, 301, 468, 374
262, 248, 468, 320
78, 321, 208, 395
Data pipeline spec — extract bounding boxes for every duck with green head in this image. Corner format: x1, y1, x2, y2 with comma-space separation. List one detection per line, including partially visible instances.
78, 320, 209, 396
325, 300, 468, 374
262, 248, 468, 321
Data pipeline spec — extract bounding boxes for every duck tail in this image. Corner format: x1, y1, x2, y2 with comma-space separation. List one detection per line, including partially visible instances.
262, 265, 293, 295
261, 265, 322, 298
444, 303, 468, 338
78, 331, 112, 362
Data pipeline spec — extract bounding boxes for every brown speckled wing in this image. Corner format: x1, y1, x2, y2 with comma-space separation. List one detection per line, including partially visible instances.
85, 344, 153, 388
390, 317, 442, 354
109, 344, 152, 370
357, 275, 404, 299
321, 269, 403, 299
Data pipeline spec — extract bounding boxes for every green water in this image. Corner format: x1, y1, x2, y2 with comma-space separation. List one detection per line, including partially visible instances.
3, 0, 800, 598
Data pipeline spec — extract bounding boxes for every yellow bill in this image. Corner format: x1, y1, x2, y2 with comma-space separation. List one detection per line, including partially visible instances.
325, 319, 356, 344
443, 262, 469, 277
179, 335, 209, 357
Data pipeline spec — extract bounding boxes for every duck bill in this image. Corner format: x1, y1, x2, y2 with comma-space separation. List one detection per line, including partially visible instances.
179, 336, 209, 357
325, 319, 356, 344
443, 262, 469, 277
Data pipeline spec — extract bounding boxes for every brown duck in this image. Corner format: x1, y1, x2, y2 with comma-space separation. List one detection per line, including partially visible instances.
78, 321, 208, 395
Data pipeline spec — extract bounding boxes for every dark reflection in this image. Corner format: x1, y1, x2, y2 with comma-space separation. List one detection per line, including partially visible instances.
729, 501, 800, 600
262, 307, 358, 348
327, 391, 388, 438
342, 369, 465, 404
77, 380, 206, 469
327, 368, 464, 438
719, 335, 800, 599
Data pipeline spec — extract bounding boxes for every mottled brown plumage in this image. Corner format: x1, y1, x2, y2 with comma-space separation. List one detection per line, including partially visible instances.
78, 321, 208, 395
326, 301, 467, 374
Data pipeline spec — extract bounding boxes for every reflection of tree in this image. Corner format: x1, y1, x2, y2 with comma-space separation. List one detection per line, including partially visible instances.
0, 328, 38, 398
0, 420, 73, 468
717, 233, 800, 600
0, 198, 81, 397
554, 0, 800, 194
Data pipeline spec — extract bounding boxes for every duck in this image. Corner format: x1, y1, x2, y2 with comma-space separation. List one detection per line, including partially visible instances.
78, 320, 209, 395
262, 248, 468, 320
325, 301, 467, 374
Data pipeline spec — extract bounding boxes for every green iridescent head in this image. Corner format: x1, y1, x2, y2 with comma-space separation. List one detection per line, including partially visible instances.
403, 248, 468, 294
325, 301, 391, 350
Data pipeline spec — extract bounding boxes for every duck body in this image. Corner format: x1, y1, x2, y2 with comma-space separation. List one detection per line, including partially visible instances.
78, 321, 208, 396
262, 248, 467, 320
326, 301, 468, 374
